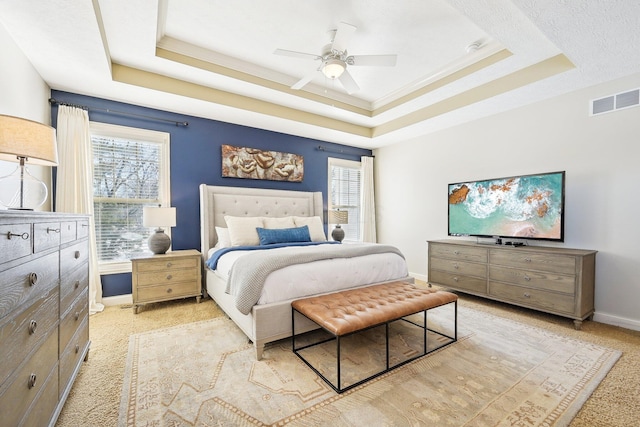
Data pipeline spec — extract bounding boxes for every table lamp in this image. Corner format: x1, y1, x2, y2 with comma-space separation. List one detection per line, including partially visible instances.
143, 206, 176, 254
0, 115, 58, 210
329, 209, 349, 242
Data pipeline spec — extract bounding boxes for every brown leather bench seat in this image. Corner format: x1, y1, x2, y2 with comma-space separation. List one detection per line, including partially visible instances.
291, 281, 458, 393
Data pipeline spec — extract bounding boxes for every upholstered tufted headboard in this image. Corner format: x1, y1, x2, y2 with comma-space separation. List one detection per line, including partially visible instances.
199, 184, 324, 258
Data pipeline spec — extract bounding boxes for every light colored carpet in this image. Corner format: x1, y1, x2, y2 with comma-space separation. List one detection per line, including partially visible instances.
117, 304, 619, 426
55, 291, 640, 427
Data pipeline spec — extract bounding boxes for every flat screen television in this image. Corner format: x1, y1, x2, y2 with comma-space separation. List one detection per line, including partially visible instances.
448, 171, 565, 242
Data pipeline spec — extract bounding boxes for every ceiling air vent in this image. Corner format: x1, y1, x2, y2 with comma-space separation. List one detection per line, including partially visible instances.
591, 88, 640, 116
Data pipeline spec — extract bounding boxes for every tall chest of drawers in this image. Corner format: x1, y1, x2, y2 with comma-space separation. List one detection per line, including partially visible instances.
428, 239, 597, 330
0, 211, 90, 427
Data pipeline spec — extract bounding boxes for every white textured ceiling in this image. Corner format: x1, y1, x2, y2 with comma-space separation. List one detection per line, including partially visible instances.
1, 0, 639, 149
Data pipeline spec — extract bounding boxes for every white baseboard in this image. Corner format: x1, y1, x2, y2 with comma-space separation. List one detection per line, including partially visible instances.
593, 311, 640, 332
101, 294, 133, 307
410, 272, 427, 283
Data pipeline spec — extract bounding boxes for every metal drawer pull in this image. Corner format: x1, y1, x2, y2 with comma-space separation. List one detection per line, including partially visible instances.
74, 312, 80, 321
28, 373, 37, 389
166, 262, 172, 267
7, 231, 29, 240
47, 227, 60, 233
81, 223, 89, 227
28, 320, 37, 334
75, 280, 80, 289
524, 275, 531, 281
75, 344, 80, 353
28, 272, 39, 286
453, 250, 460, 255
453, 263, 459, 269
523, 293, 531, 298
74, 251, 81, 259
166, 274, 172, 280
167, 288, 173, 293
453, 277, 459, 282
524, 258, 532, 262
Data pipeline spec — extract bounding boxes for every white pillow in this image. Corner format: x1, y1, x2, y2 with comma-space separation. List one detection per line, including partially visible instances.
293, 216, 327, 242
215, 226, 231, 248
224, 216, 264, 246
263, 216, 295, 229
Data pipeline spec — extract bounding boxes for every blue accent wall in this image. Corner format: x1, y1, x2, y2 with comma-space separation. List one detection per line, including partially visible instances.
50, 90, 371, 297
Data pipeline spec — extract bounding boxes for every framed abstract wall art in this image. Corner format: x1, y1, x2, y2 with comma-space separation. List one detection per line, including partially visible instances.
221, 144, 304, 182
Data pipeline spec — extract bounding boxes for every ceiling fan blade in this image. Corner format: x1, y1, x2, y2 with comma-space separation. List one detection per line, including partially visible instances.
338, 69, 360, 94
331, 22, 357, 53
291, 71, 317, 90
273, 48, 321, 60
348, 54, 397, 67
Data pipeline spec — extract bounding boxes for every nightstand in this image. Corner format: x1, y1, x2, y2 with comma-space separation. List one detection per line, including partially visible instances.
131, 249, 202, 314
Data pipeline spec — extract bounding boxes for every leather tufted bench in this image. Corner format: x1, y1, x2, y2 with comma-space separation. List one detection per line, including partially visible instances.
292, 281, 458, 393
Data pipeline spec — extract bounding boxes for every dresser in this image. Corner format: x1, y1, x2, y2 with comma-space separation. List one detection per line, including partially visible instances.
0, 211, 90, 427
427, 239, 597, 329
131, 249, 202, 313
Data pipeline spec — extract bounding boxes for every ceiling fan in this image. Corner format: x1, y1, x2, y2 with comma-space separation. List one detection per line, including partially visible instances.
274, 22, 397, 94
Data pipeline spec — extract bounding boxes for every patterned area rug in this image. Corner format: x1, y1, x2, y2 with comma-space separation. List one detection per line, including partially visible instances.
119, 306, 620, 426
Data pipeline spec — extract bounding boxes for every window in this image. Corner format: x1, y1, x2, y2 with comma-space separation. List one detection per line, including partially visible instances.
90, 122, 170, 274
328, 158, 361, 242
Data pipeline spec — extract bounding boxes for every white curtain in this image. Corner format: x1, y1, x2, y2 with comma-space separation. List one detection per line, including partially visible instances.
56, 106, 104, 314
361, 155, 377, 243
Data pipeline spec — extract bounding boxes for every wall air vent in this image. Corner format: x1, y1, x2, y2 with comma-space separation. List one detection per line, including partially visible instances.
591, 88, 640, 116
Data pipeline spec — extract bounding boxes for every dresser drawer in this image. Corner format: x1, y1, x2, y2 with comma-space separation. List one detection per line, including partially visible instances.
0, 222, 32, 263
59, 317, 89, 398
60, 289, 89, 353
136, 268, 199, 287
0, 287, 59, 386
60, 263, 89, 315
136, 281, 200, 303
490, 265, 575, 294
0, 327, 58, 427
0, 252, 59, 320
489, 249, 576, 275
34, 222, 61, 253
60, 240, 88, 277
430, 243, 487, 263
430, 257, 487, 278
135, 256, 199, 273
19, 364, 59, 427
489, 281, 575, 314
60, 221, 77, 244
429, 270, 487, 294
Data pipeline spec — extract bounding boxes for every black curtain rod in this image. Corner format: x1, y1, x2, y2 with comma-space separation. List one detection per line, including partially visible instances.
316, 145, 374, 157
48, 98, 189, 127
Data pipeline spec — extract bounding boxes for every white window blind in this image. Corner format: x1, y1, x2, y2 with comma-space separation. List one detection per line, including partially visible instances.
328, 158, 361, 242
90, 123, 170, 273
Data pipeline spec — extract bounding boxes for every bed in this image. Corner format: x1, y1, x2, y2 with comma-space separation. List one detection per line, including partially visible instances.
199, 184, 412, 359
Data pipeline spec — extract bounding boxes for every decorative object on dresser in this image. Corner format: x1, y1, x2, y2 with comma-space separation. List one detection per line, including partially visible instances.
0, 211, 90, 427
142, 206, 176, 254
427, 239, 596, 329
0, 115, 59, 210
131, 249, 202, 314
328, 209, 348, 242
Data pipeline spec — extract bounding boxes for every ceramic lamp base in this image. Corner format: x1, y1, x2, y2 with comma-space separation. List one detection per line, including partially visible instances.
331, 225, 345, 242
148, 228, 171, 254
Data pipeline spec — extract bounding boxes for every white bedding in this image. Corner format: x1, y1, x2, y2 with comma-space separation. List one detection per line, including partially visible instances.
208, 244, 408, 305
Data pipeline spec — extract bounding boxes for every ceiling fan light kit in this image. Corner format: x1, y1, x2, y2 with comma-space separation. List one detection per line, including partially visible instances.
322, 58, 346, 79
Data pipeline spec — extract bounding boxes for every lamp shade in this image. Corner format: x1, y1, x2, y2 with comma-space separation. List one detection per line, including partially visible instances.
322, 59, 346, 79
329, 209, 348, 225
143, 207, 176, 227
0, 115, 58, 165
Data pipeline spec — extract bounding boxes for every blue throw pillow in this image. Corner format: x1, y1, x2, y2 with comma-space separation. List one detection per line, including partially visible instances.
256, 226, 311, 245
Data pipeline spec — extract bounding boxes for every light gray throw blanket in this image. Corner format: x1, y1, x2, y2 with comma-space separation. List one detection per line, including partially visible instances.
226, 243, 405, 314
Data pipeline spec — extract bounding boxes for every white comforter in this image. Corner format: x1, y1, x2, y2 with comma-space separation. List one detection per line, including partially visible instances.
209, 243, 408, 306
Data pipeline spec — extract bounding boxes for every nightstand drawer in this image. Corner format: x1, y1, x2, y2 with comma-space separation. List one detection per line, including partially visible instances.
136, 268, 199, 287
136, 281, 200, 302
135, 256, 199, 273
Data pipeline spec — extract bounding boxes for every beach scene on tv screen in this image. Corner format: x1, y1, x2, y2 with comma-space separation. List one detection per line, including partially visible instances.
448, 173, 563, 239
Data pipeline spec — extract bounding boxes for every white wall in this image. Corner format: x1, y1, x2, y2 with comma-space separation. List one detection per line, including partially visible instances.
375, 72, 640, 331
0, 23, 53, 211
